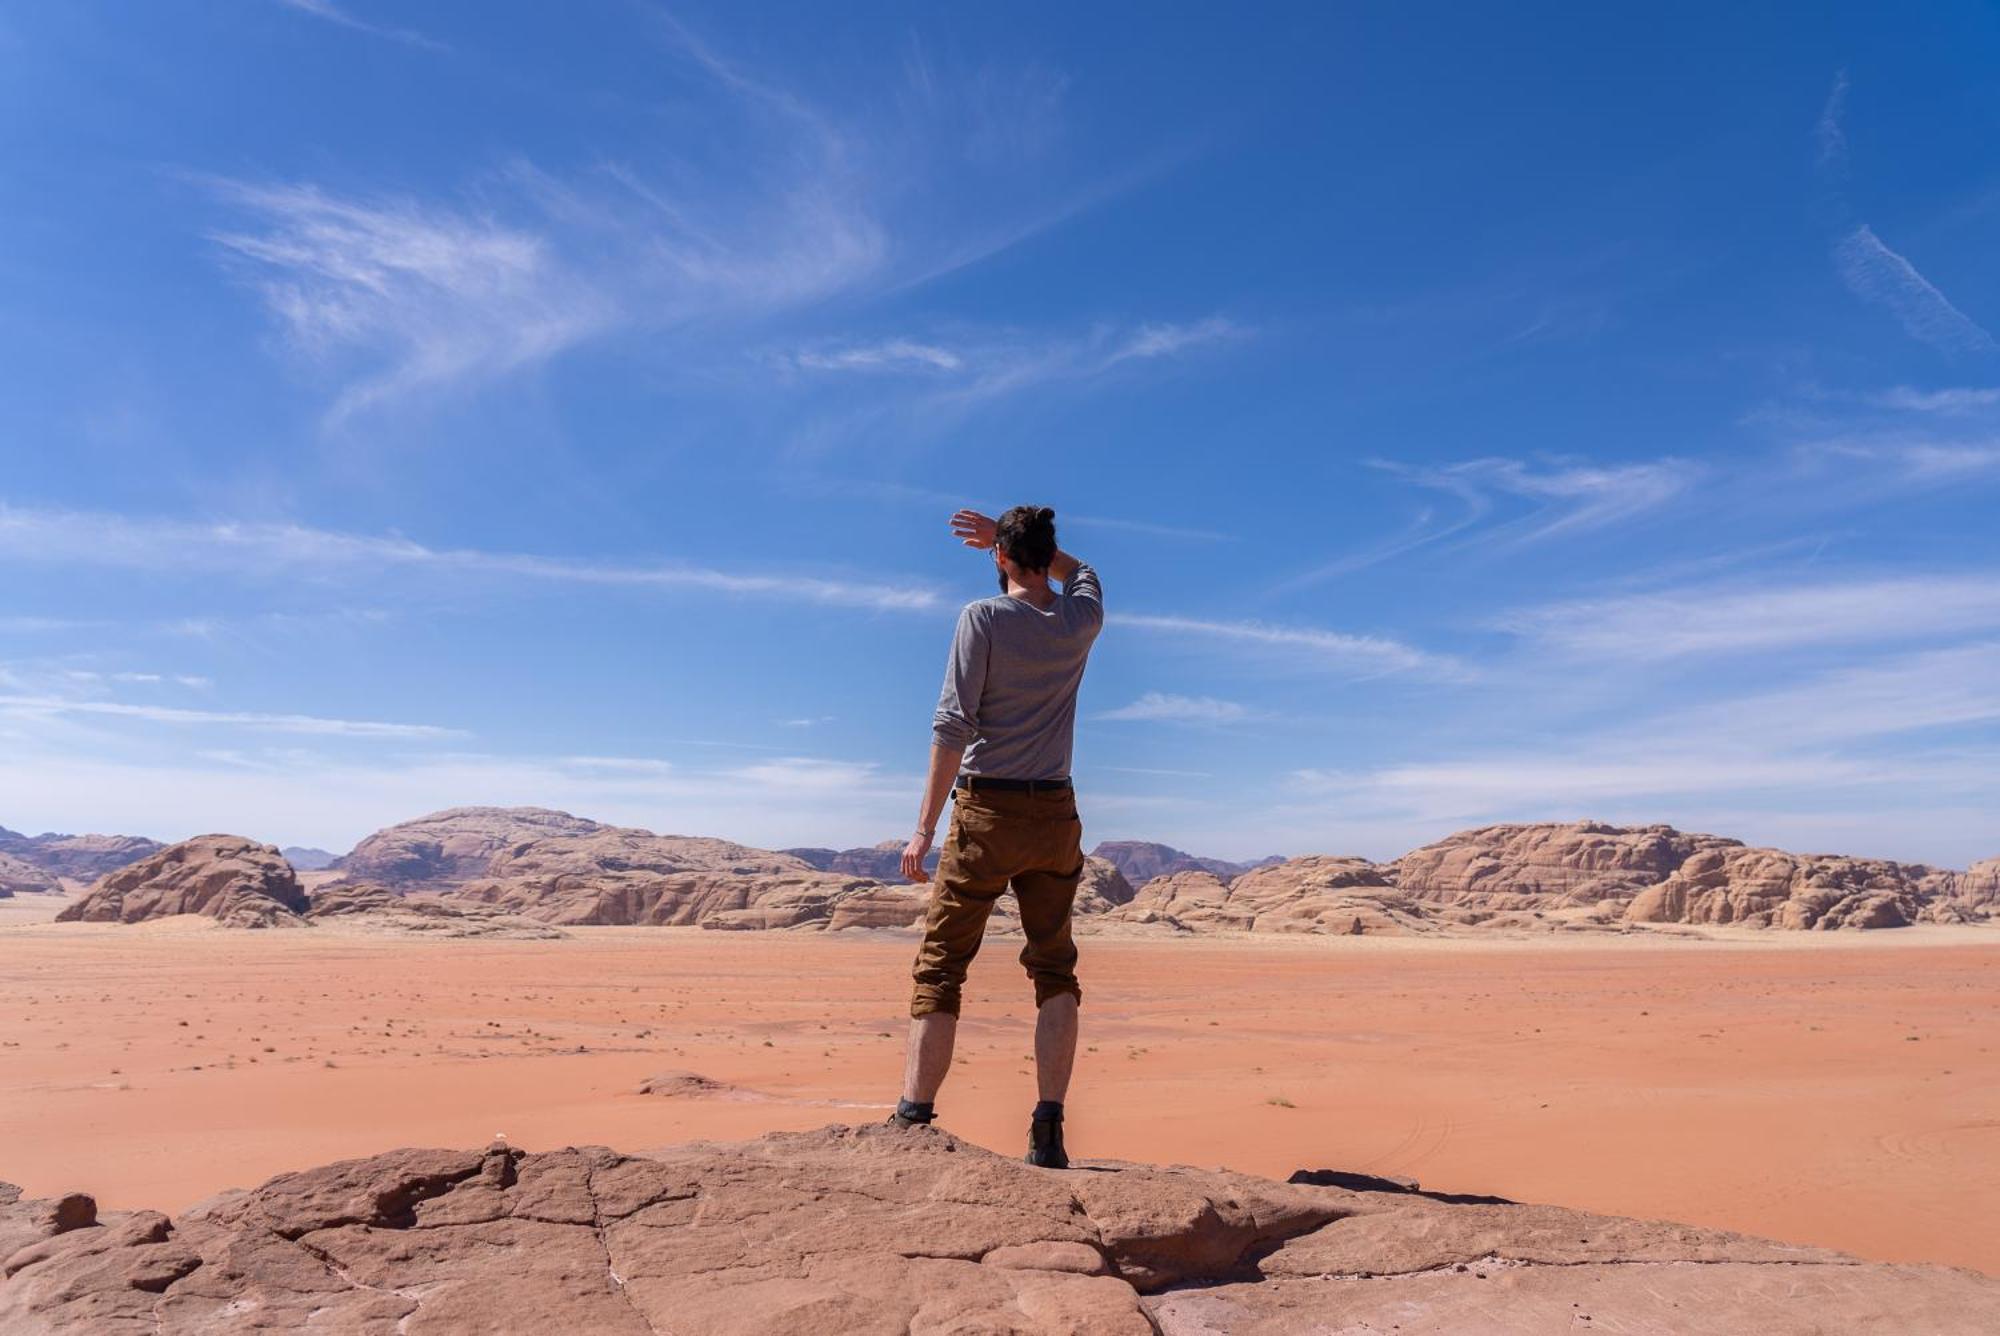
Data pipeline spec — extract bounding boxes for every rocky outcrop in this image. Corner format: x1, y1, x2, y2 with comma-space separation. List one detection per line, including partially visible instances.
0, 851, 60, 896
1626, 845, 1957, 930
1107, 869, 1236, 929
458, 865, 883, 929
306, 883, 568, 940
1110, 860, 1446, 936
1928, 860, 1992, 924
333, 807, 609, 889
280, 845, 338, 871
1091, 840, 1279, 884
1389, 822, 1732, 912
55, 836, 308, 928
0, 830, 163, 880
1075, 855, 1136, 913
4, 1125, 1995, 1334
1221, 856, 1431, 933
1379, 821, 1994, 932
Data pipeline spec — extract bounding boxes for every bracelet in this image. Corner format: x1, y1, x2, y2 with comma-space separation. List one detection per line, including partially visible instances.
915, 827, 935, 840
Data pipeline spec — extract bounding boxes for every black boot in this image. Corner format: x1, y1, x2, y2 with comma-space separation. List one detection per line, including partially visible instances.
1025, 1101, 1068, 1169
889, 1098, 935, 1129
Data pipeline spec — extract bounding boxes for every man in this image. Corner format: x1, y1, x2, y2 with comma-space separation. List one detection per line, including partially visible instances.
891, 504, 1103, 1170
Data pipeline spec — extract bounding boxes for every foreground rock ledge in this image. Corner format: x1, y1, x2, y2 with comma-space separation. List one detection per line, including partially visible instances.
3, 1127, 1994, 1334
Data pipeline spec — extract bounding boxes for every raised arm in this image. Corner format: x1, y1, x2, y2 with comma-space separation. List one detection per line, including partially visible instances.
951, 509, 1093, 593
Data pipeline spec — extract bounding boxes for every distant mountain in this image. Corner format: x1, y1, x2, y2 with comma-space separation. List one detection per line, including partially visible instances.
1089, 840, 1281, 885
282, 846, 340, 871
0, 850, 60, 896
0, 828, 164, 880
29, 805, 2000, 937
784, 841, 937, 880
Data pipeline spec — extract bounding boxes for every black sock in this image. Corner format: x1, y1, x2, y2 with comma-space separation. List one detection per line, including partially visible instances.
896, 1098, 935, 1124
1032, 1100, 1064, 1121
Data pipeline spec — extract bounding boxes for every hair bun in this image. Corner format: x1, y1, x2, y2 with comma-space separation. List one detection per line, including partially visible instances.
1036, 507, 1055, 524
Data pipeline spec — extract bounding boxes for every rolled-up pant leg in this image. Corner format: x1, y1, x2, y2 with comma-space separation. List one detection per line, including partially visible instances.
1012, 862, 1083, 1008
910, 802, 1008, 1018
1011, 789, 1085, 1008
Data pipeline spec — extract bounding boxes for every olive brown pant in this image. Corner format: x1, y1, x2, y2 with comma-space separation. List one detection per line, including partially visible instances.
909, 786, 1084, 1018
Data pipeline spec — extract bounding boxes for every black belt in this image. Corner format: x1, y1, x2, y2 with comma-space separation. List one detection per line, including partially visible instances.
955, 775, 1071, 794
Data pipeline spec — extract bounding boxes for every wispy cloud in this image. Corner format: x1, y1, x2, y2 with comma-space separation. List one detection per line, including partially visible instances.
0, 694, 457, 739
273, 0, 446, 52
795, 339, 963, 372
1279, 640, 2000, 863
782, 317, 1244, 412
1104, 317, 1242, 365
1815, 69, 1849, 169
780, 474, 1236, 542
556, 755, 677, 776
1381, 456, 1698, 543
62, 670, 212, 688
1865, 386, 2000, 414
1810, 437, 2000, 481
1662, 642, 2000, 747
206, 23, 1173, 423
1501, 573, 2000, 660
0, 501, 943, 613
208, 182, 614, 423
1275, 455, 1696, 593
1098, 692, 1254, 724
726, 755, 899, 797
1834, 224, 1996, 357
0, 746, 917, 851
1112, 612, 1459, 679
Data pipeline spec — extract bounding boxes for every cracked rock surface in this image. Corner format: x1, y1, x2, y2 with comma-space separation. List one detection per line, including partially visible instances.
4, 1124, 1996, 1333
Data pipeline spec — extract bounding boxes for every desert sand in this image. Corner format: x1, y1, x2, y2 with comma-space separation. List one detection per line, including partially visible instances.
1, 904, 1995, 1279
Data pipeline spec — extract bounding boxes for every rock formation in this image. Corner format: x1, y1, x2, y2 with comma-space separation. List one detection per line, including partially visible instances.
279, 845, 338, 871
0, 829, 163, 881
333, 807, 609, 889
1090, 840, 1279, 884
306, 883, 568, 940
60, 809, 2000, 937
1110, 860, 1448, 936
1626, 845, 1955, 930
1954, 857, 2000, 917
1107, 868, 1234, 929
1389, 821, 1730, 912
1380, 821, 1993, 933
448, 824, 873, 928
4, 1125, 1994, 1333
55, 836, 309, 929
0, 850, 60, 897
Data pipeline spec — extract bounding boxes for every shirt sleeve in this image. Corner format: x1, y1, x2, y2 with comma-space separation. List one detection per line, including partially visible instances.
931, 605, 988, 750
1064, 561, 1104, 629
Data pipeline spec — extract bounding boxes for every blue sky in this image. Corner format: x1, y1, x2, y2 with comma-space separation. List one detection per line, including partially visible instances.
3, 2, 1998, 865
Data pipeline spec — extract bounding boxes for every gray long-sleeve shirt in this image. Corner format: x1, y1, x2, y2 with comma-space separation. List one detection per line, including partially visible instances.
932, 563, 1103, 779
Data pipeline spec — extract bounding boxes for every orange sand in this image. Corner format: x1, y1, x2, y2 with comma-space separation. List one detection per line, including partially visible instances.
2, 916, 1995, 1274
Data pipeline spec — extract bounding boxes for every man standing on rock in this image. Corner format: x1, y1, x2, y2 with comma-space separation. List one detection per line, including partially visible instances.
892, 505, 1103, 1170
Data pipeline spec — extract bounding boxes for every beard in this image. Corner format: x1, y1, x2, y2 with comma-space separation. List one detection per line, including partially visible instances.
997, 566, 1010, 593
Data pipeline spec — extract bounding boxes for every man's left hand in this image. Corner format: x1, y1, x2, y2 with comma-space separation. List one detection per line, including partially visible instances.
901, 831, 934, 884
